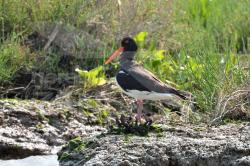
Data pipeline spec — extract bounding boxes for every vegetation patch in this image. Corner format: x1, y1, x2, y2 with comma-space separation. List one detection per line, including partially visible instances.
58, 136, 98, 162
109, 114, 163, 137
0, 34, 32, 85
0, 0, 249, 123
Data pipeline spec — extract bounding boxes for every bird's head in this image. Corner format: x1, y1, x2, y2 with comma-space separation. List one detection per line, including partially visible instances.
104, 37, 138, 64
121, 37, 138, 52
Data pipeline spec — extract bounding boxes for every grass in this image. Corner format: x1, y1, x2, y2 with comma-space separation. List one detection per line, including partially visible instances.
0, 33, 31, 84
0, 0, 249, 122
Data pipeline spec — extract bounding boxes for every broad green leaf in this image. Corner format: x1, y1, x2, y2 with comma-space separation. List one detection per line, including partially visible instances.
75, 66, 106, 89
154, 50, 166, 61
134, 31, 148, 43
89, 66, 103, 77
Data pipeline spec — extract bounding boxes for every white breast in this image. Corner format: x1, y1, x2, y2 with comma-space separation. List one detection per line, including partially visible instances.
123, 89, 174, 100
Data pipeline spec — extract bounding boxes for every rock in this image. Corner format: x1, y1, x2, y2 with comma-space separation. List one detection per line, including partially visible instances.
0, 112, 4, 125
0, 99, 106, 159
235, 156, 250, 166
58, 124, 250, 166
0, 82, 136, 160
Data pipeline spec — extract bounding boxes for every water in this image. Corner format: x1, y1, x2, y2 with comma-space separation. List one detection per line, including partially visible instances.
0, 155, 59, 166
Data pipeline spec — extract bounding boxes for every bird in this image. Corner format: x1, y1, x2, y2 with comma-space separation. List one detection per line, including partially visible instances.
104, 37, 192, 122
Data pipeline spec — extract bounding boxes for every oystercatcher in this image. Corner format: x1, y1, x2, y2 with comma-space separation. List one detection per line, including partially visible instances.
104, 37, 191, 122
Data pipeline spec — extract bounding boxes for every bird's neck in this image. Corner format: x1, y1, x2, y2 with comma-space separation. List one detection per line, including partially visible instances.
119, 52, 136, 70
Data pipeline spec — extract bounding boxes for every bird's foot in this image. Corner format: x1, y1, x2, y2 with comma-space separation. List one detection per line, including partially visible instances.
111, 114, 156, 136
115, 113, 153, 126
134, 114, 153, 126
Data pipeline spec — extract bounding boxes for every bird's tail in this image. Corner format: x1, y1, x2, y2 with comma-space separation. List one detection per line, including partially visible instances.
174, 89, 199, 111
172, 89, 193, 101
164, 89, 197, 114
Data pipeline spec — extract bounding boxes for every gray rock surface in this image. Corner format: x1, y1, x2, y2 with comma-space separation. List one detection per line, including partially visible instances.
0, 99, 106, 159
59, 123, 250, 166
0, 83, 134, 160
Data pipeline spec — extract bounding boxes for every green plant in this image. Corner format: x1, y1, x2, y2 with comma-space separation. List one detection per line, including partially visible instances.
110, 120, 164, 137
59, 152, 70, 161
68, 136, 86, 152
35, 109, 49, 122
96, 109, 110, 125
75, 66, 106, 89
134, 27, 248, 115
0, 34, 31, 84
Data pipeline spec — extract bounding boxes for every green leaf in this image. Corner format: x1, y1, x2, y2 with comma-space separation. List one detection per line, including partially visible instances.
154, 50, 166, 61
75, 66, 106, 89
134, 31, 148, 43
75, 68, 88, 77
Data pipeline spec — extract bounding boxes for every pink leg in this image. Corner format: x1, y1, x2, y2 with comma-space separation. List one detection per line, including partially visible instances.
136, 99, 143, 123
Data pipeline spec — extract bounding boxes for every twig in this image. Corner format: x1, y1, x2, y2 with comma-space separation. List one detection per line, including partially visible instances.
43, 23, 60, 51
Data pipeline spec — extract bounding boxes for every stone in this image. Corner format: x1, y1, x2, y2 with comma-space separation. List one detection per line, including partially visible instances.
0, 99, 106, 159
58, 124, 250, 166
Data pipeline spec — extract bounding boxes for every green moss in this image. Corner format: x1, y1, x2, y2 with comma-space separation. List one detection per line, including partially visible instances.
35, 109, 49, 122
223, 118, 243, 124
35, 123, 44, 129
58, 137, 99, 162
81, 99, 101, 112
82, 109, 93, 117
59, 152, 70, 161
86, 99, 99, 109
97, 110, 109, 123
68, 136, 86, 152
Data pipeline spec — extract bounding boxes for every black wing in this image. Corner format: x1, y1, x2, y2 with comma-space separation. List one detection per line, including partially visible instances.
116, 69, 150, 92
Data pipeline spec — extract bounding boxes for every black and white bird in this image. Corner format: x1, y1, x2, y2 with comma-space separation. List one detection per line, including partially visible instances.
104, 37, 192, 122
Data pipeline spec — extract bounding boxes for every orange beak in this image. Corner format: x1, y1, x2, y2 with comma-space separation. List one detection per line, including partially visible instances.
104, 47, 124, 65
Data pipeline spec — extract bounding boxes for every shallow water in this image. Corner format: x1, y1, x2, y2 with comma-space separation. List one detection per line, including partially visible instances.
0, 155, 58, 166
